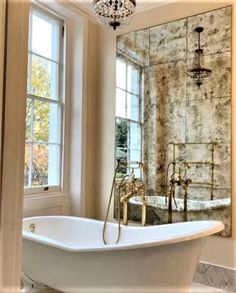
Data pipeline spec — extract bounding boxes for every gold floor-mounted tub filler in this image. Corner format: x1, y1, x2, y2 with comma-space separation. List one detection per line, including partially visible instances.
119, 162, 146, 227
166, 142, 218, 223
102, 160, 147, 245
102, 143, 219, 244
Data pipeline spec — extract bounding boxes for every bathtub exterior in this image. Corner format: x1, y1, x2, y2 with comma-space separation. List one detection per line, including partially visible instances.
22, 216, 224, 293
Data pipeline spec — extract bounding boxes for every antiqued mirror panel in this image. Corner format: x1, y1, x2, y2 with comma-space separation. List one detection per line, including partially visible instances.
115, 6, 232, 236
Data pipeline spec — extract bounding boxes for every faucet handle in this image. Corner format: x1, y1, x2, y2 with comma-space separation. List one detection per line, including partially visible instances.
128, 169, 135, 182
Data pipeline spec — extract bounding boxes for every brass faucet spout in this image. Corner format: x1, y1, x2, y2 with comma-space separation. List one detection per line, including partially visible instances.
120, 191, 134, 202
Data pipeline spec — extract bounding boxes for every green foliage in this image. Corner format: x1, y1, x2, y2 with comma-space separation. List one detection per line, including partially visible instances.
115, 119, 128, 176
34, 101, 49, 142
25, 56, 51, 187
31, 57, 51, 98
116, 119, 128, 148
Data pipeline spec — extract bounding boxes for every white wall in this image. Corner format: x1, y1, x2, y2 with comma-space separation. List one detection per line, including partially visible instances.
95, 0, 236, 269
0, 1, 29, 291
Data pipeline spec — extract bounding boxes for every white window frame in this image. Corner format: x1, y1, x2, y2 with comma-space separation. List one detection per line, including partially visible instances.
24, 4, 66, 196
24, 0, 91, 217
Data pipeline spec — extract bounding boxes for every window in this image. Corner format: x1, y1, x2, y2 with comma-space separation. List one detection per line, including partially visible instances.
115, 56, 143, 178
24, 7, 65, 192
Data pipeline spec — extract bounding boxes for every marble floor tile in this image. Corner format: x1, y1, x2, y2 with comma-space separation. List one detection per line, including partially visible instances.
191, 282, 230, 293
21, 288, 60, 293
21, 283, 230, 293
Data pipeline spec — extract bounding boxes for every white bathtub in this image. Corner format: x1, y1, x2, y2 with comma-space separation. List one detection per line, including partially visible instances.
22, 216, 223, 293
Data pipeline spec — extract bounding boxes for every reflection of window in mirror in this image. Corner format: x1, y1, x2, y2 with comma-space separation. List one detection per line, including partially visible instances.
115, 56, 143, 178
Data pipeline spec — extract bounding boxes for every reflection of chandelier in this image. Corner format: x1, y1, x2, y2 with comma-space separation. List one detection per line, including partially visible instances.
187, 27, 212, 88
93, 0, 136, 31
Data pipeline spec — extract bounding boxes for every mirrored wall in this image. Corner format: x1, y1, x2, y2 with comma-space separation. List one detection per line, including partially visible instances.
115, 6, 232, 236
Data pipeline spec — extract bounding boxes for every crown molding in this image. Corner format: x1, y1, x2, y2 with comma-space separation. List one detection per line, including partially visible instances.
65, 0, 179, 20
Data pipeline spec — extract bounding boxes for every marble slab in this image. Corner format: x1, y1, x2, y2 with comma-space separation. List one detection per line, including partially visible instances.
147, 61, 186, 104
128, 196, 231, 236
150, 18, 187, 65
214, 143, 231, 190
186, 97, 231, 143
117, 29, 150, 67
187, 52, 231, 100
156, 101, 186, 144
187, 6, 232, 58
116, 6, 232, 237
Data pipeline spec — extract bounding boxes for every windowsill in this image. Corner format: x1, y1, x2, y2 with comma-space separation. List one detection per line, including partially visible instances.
24, 185, 61, 196
24, 191, 69, 200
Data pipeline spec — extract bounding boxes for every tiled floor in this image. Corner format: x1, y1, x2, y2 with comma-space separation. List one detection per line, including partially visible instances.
191, 283, 229, 292
21, 283, 229, 293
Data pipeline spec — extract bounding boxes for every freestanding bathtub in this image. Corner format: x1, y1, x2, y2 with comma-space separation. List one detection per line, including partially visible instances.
22, 216, 224, 293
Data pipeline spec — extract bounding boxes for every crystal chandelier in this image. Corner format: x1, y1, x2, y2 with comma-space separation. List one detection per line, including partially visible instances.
187, 27, 212, 88
93, 0, 136, 31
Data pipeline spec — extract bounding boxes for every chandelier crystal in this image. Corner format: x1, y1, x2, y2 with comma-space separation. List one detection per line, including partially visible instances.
187, 27, 212, 88
93, 0, 136, 31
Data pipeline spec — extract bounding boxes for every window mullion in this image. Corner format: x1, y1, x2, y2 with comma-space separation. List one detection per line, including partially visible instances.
29, 50, 60, 65
28, 143, 33, 187
58, 21, 63, 103
28, 98, 35, 187
125, 60, 130, 174
28, 11, 32, 52
116, 87, 139, 98
25, 141, 61, 146
30, 98, 34, 143
27, 94, 62, 105
28, 53, 32, 94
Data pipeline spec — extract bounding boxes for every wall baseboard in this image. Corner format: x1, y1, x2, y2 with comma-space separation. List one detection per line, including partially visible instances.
194, 262, 236, 292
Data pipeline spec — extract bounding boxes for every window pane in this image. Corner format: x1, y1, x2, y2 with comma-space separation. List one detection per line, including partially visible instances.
32, 144, 60, 187
130, 149, 141, 161
116, 89, 126, 118
25, 99, 32, 141
28, 54, 59, 100
127, 65, 139, 95
116, 148, 128, 178
31, 11, 60, 61
48, 144, 61, 186
130, 150, 141, 177
129, 122, 141, 150
127, 94, 139, 121
116, 119, 128, 149
24, 144, 30, 187
33, 100, 61, 143
32, 144, 48, 186
116, 59, 126, 89
116, 147, 128, 160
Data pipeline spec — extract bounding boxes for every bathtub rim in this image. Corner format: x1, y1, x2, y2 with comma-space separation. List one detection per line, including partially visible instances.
22, 216, 224, 252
